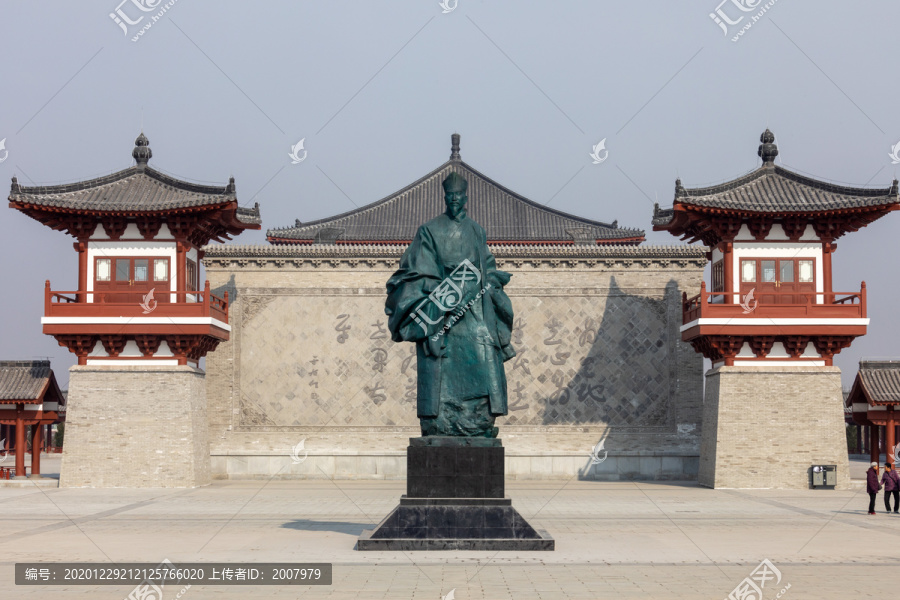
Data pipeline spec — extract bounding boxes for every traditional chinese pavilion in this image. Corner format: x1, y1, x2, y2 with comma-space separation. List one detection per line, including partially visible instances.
9, 133, 261, 366
847, 360, 900, 466
654, 129, 897, 367
654, 130, 899, 489
0, 360, 65, 479
8, 133, 260, 488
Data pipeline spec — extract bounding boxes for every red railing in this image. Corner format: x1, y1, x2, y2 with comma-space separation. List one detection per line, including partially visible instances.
45, 280, 229, 323
682, 281, 866, 324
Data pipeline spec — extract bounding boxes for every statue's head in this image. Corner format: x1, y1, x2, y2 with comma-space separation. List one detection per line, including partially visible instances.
442, 172, 468, 219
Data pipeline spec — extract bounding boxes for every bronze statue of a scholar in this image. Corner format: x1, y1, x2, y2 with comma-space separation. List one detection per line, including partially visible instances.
359, 161, 553, 550
386, 171, 515, 437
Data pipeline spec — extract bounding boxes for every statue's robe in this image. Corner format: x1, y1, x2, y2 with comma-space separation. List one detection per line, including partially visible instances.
385, 210, 515, 420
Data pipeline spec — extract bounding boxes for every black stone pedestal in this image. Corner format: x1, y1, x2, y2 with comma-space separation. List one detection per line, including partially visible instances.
407, 436, 505, 498
358, 437, 554, 551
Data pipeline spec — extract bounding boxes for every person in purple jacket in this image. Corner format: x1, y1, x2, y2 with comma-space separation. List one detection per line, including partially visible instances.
867, 462, 881, 515
881, 463, 899, 514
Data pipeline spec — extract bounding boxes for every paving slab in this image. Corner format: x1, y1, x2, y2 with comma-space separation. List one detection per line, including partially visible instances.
0, 473, 897, 599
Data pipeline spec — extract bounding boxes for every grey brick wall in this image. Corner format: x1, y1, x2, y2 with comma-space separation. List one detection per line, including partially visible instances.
60, 365, 211, 488
699, 366, 851, 490
203, 245, 707, 480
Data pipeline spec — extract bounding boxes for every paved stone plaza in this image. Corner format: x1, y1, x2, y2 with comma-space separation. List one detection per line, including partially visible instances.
0, 457, 895, 599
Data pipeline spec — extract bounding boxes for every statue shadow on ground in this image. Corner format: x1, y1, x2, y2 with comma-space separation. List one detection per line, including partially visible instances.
280, 519, 373, 535
511, 276, 683, 480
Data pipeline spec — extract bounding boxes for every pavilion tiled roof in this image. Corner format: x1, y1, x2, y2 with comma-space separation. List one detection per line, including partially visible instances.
268, 135, 644, 246
653, 130, 898, 227
671, 166, 896, 213
10, 167, 236, 211
849, 361, 900, 406
8, 133, 261, 226
0, 360, 64, 404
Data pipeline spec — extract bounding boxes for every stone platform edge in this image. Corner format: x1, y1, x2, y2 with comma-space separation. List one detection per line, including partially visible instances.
356, 530, 556, 551
357, 496, 555, 551
210, 453, 700, 481
0, 477, 59, 488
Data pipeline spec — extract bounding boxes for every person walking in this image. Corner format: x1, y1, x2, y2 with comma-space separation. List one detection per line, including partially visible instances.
881, 463, 900, 514
867, 462, 881, 515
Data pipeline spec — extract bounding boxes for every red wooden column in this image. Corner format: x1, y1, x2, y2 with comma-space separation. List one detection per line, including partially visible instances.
722, 242, 734, 304
75, 241, 88, 302
822, 242, 834, 304
887, 407, 896, 466
30, 425, 41, 476
870, 424, 880, 464
14, 405, 25, 477
176, 241, 187, 303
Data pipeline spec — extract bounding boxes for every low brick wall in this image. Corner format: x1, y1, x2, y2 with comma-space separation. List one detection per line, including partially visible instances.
210, 452, 699, 481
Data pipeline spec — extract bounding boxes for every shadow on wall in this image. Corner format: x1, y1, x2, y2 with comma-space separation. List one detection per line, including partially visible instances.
513, 275, 685, 480
535, 276, 681, 428
577, 426, 612, 479
211, 274, 238, 306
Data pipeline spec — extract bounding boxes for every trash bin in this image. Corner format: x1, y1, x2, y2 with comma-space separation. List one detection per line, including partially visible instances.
811, 465, 837, 488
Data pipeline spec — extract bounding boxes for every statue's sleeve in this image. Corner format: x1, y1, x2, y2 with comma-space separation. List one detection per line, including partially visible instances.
481, 229, 516, 362
385, 225, 445, 343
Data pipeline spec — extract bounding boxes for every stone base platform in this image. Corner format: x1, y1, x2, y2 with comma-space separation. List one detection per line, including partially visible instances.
357, 496, 554, 551
0, 477, 59, 488
699, 365, 851, 490
61, 365, 211, 488
358, 436, 554, 551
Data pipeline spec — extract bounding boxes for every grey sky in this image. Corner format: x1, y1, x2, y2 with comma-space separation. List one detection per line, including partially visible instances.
1, 1, 898, 388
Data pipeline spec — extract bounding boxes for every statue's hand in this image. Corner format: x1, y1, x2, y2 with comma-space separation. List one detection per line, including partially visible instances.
424, 335, 444, 358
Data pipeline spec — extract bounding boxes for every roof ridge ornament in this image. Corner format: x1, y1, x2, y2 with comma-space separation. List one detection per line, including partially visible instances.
450, 133, 460, 161
757, 128, 778, 165
132, 132, 152, 168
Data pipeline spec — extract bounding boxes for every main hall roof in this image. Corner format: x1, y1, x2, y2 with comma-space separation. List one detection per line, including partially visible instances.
268, 135, 644, 246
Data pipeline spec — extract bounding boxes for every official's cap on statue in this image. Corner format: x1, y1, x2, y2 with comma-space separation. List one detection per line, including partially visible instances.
442, 172, 468, 194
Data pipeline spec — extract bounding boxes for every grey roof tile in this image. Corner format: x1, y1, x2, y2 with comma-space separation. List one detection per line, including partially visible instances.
674, 165, 898, 213
268, 161, 643, 244
9, 167, 237, 212
856, 361, 900, 405
0, 360, 64, 403
236, 202, 262, 225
